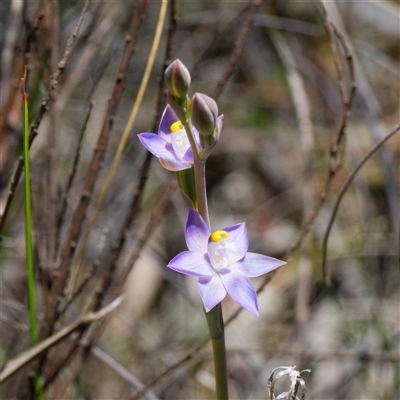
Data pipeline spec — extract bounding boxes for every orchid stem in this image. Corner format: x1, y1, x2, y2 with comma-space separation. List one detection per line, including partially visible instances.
205, 304, 229, 400
182, 116, 228, 399
193, 158, 210, 228
181, 121, 209, 226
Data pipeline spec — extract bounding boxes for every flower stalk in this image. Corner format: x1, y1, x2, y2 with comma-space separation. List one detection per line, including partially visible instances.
180, 118, 210, 227
181, 107, 228, 400
205, 304, 229, 400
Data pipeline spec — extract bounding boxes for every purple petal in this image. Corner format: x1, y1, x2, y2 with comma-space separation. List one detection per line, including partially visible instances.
198, 274, 226, 312
215, 114, 224, 141
159, 105, 179, 141
138, 133, 176, 159
239, 252, 286, 278
186, 209, 211, 253
168, 251, 214, 277
159, 157, 191, 171
220, 270, 259, 315
222, 223, 249, 265
182, 146, 194, 163
190, 124, 202, 149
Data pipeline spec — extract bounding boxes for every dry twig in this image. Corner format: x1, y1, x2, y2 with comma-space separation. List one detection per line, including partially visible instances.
45, 0, 147, 340
212, 0, 261, 100
0, 294, 125, 383
284, 0, 356, 268
55, 101, 94, 246
58, 181, 176, 395
92, 346, 160, 400
0, 0, 89, 233
41, 1, 178, 390
270, 30, 315, 365
321, 123, 400, 278
69, 0, 168, 297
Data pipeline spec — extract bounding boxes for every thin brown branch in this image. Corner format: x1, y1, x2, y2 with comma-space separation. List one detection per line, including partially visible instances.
108, 0, 178, 311
0, 294, 125, 384
92, 346, 161, 400
320, 0, 356, 168
91, 179, 176, 316
30, 182, 51, 308
331, 24, 356, 157
227, 346, 400, 362
282, 0, 357, 260
44, 0, 61, 272
0, 0, 89, 234
270, 30, 315, 344
49, 347, 86, 399
130, 337, 209, 400
41, 2, 177, 390
0, 7, 44, 144
105, 0, 178, 272
212, 0, 260, 100
154, 0, 178, 132
55, 100, 94, 250
55, 181, 175, 396
63, 227, 108, 311
116, 0, 177, 268
42, 327, 85, 391
69, 0, 168, 300
321, 123, 400, 281
45, 0, 147, 339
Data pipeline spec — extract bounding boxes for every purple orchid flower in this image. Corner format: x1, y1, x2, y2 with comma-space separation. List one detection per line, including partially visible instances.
138, 105, 195, 171
167, 209, 286, 315
138, 105, 224, 171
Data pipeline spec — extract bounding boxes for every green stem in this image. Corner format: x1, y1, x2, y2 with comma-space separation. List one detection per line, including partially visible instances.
177, 168, 197, 209
193, 158, 210, 228
205, 304, 229, 400
181, 121, 209, 226
23, 83, 41, 398
182, 116, 228, 399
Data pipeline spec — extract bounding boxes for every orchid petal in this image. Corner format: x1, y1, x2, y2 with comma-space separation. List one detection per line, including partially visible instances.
189, 122, 202, 148
138, 133, 176, 159
240, 252, 286, 277
182, 146, 194, 163
186, 209, 211, 253
220, 270, 259, 315
159, 157, 191, 171
198, 274, 226, 312
222, 223, 248, 265
215, 114, 224, 141
159, 105, 179, 141
167, 251, 214, 277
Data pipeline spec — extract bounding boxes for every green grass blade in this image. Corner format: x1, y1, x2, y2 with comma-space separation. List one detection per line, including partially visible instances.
22, 68, 41, 398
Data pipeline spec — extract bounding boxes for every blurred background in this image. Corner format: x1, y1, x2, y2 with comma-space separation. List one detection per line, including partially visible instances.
0, 0, 399, 399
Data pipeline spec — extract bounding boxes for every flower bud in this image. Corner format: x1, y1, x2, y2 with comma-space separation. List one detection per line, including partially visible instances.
190, 93, 218, 136
164, 59, 191, 99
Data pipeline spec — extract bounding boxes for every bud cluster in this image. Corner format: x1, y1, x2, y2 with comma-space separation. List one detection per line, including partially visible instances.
164, 59, 221, 152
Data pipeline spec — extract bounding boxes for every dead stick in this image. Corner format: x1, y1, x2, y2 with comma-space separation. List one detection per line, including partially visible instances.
212, 0, 260, 100
0, 294, 125, 383
321, 123, 400, 281
0, 0, 90, 233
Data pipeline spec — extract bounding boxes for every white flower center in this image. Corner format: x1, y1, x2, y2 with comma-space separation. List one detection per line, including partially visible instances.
209, 230, 229, 272
170, 121, 190, 160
